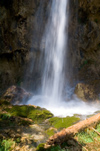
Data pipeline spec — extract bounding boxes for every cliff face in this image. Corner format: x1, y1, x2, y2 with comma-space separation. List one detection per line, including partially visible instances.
77, 0, 100, 82
70, 0, 100, 100
0, 0, 50, 95
0, 0, 100, 99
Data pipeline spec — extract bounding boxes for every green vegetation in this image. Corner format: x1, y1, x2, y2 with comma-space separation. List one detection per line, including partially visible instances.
36, 143, 66, 151
0, 112, 32, 127
5, 105, 53, 123
76, 131, 93, 144
0, 99, 10, 106
0, 113, 11, 120
46, 129, 55, 137
76, 125, 100, 149
0, 139, 15, 151
96, 123, 100, 132
36, 143, 45, 151
48, 116, 80, 130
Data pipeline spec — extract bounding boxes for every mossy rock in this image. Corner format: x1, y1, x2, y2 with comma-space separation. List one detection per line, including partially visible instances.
0, 98, 11, 106
36, 143, 45, 151
5, 105, 53, 123
48, 116, 80, 130
45, 128, 56, 137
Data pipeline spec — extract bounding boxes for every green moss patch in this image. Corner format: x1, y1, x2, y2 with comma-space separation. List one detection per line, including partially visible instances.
0, 112, 32, 127
0, 98, 11, 106
48, 116, 80, 130
46, 128, 55, 137
5, 105, 53, 123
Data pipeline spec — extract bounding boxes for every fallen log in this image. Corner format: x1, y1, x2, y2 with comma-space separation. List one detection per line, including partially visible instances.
44, 113, 100, 148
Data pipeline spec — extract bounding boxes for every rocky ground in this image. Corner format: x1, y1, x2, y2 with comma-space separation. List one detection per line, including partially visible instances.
0, 86, 81, 151
0, 86, 100, 151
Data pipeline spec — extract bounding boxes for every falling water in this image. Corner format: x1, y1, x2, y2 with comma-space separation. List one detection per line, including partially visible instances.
27, 0, 100, 117
41, 0, 68, 103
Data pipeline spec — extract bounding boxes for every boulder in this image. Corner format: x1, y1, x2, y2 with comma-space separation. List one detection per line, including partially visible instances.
2, 85, 32, 104
74, 81, 100, 102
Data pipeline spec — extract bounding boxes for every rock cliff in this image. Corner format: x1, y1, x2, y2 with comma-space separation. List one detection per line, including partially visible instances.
0, 0, 50, 95
0, 0, 100, 100
68, 0, 100, 100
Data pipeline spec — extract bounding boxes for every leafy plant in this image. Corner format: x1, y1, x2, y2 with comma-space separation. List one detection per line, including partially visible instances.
0, 139, 15, 151
76, 131, 93, 144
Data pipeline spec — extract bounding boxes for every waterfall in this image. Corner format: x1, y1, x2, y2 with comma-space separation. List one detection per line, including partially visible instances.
41, 0, 68, 103
27, 0, 99, 117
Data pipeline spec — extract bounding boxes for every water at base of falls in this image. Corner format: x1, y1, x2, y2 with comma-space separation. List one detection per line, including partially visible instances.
27, 95, 100, 117
27, 0, 100, 117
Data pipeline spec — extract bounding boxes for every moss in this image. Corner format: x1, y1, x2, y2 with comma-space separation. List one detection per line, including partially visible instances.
36, 143, 45, 151
46, 129, 55, 137
0, 99, 11, 106
5, 105, 53, 123
48, 116, 80, 130
0, 112, 32, 127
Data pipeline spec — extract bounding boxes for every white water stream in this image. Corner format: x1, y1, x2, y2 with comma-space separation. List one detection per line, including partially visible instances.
27, 0, 99, 117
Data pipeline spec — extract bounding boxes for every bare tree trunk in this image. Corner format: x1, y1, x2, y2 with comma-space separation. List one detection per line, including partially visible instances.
45, 113, 100, 148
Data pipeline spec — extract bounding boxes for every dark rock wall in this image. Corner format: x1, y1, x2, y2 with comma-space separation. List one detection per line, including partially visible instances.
0, 0, 100, 97
0, 0, 50, 95
77, 0, 100, 82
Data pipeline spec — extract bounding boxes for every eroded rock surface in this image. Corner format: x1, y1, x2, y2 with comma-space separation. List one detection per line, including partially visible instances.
0, 0, 50, 95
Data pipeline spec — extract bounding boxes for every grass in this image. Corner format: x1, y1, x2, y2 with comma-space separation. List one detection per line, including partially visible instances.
0, 139, 15, 151
76, 124, 100, 147
76, 131, 93, 144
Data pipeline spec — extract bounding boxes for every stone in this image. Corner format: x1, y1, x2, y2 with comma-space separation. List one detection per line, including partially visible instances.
0, 0, 50, 95
74, 82, 100, 102
2, 85, 32, 104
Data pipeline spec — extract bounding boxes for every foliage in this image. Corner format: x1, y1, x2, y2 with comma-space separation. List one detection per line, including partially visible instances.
0, 113, 11, 120
0, 139, 15, 151
76, 124, 100, 145
96, 123, 100, 132
76, 131, 93, 144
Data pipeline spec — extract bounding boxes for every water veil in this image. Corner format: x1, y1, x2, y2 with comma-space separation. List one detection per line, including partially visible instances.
27, 0, 99, 117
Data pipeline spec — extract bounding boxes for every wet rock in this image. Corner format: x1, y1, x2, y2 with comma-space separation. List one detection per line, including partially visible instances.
2, 85, 32, 104
0, 0, 50, 95
74, 82, 100, 102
